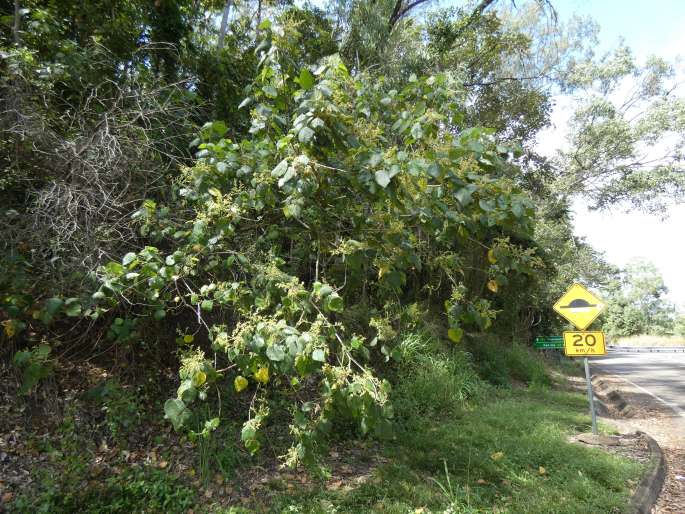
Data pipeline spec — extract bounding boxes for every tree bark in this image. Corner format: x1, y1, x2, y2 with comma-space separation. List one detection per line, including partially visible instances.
13, 0, 21, 45
388, 0, 430, 32
217, 0, 232, 52
387, 0, 498, 35
257, 0, 262, 31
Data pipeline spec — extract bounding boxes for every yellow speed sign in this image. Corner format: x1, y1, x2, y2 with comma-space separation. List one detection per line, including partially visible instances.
563, 331, 606, 357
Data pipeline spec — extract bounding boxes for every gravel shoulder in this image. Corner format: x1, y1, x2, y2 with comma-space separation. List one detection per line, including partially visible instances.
591, 372, 685, 513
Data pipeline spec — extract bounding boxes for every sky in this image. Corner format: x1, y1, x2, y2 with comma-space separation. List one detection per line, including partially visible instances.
535, 0, 685, 307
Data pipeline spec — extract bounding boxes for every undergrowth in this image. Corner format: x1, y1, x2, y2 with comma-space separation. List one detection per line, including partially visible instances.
11, 467, 196, 514
5, 332, 643, 514
466, 337, 551, 387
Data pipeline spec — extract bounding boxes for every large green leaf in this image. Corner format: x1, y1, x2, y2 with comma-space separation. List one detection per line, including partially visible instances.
298, 126, 315, 143
271, 158, 289, 178
44, 297, 64, 314
374, 170, 391, 188
266, 344, 285, 362
238, 97, 252, 109
324, 293, 344, 312
297, 68, 315, 90
164, 399, 191, 431
311, 349, 326, 362
122, 252, 137, 266
448, 327, 464, 343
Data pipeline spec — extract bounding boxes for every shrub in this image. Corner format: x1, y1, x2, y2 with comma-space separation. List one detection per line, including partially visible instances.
25, 24, 542, 469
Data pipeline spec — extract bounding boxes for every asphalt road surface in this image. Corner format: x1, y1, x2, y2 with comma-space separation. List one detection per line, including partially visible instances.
591, 350, 685, 418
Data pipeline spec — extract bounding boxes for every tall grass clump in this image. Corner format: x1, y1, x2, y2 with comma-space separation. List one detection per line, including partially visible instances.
504, 342, 551, 386
392, 331, 485, 423
467, 337, 550, 387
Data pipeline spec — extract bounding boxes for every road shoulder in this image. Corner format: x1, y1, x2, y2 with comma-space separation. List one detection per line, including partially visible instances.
592, 371, 685, 513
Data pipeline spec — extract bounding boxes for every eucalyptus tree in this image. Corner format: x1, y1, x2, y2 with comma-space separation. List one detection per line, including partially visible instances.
602, 259, 677, 338
558, 47, 685, 212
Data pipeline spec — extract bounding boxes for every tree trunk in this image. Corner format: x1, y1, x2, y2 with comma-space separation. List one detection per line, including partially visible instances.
13, 0, 21, 45
217, 0, 232, 52
257, 0, 262, 32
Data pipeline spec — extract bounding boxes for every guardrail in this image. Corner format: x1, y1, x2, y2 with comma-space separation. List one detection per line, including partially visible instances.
607, 345, 685, 353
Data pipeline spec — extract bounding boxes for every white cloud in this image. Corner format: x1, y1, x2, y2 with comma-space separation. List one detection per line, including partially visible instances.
535, 95, 573, 157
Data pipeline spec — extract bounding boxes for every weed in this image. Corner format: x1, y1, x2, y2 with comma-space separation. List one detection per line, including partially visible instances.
12, 343, 53, 395
10, 467, 196, 514
393, 349, 484, 422
504, 343, 550, 387
85, 378, 141, 444
429, 460, 480, 513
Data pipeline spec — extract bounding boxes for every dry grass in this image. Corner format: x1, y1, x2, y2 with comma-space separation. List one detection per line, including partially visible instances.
612, 334, 685, 347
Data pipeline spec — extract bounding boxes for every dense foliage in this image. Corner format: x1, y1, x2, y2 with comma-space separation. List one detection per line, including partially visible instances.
2, 0, 683, 479
95, 20, 547, 464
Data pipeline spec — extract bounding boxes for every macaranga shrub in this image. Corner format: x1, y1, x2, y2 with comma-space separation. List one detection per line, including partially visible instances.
92, 22, 543, 468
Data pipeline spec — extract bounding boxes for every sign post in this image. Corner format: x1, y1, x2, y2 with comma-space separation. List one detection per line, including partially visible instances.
583, 357, 598, 434
553, 283, 607, 435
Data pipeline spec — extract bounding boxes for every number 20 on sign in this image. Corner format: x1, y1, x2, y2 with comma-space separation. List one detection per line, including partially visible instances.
563, 331, 606, 357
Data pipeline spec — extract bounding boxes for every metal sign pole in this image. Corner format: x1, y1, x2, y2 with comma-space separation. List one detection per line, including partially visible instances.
584, 357, 598, 435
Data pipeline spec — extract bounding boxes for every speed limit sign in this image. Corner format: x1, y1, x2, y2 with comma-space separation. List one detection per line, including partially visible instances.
562, 331, 606, 357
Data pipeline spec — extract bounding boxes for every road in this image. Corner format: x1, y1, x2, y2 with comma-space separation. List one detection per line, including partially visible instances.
591, 350, 685, 418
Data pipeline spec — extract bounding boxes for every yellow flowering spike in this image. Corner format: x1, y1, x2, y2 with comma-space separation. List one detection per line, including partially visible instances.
234, 375, 248, 393
490, 451, 504, 461
254, 366, 270, 384
487, 249, 497, 264
2, 320, 15, 338
487, 280, 499, 293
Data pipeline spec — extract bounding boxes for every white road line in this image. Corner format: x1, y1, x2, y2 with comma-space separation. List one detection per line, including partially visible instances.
595, 365, 685, 420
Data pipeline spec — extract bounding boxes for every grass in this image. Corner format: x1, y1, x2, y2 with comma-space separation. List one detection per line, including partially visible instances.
244, 338, 645, 514
612, 334, 685, 346
10, 467, 197, 514
261, 387, 643, 513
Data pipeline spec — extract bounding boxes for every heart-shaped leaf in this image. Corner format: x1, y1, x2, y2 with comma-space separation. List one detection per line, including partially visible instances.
448, 327, 463, 343
164, 399, 191, 431
374, 170, 391, 188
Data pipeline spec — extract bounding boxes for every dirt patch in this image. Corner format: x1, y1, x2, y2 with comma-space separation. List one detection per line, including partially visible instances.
213, 442, 387, 509
569, 431, 652, 466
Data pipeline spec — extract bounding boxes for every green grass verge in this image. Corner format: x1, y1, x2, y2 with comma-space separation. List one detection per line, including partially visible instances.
260, 387, 643, 513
